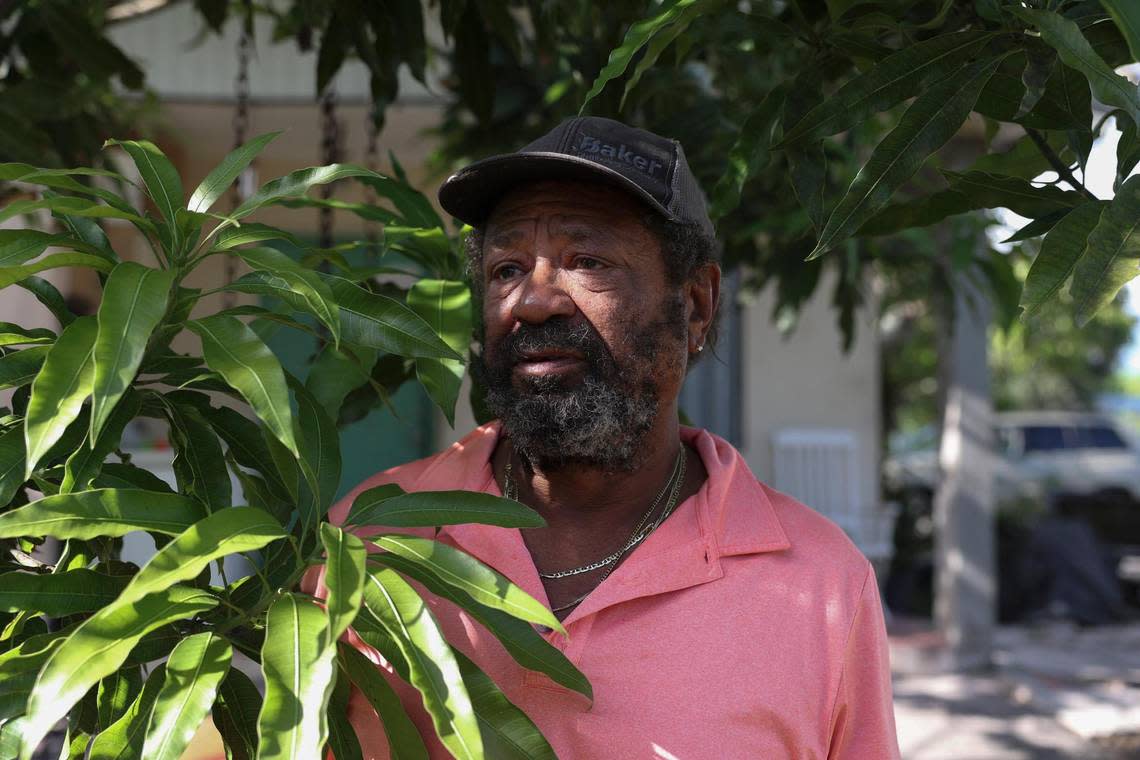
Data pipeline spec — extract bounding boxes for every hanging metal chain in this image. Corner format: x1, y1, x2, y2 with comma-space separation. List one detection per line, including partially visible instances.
225, 0, 254, 309
363, 104, 381, 251
318, 87, 340, 252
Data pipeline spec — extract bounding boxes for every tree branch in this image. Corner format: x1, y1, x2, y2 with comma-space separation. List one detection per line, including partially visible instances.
1025, 127, 1097, 201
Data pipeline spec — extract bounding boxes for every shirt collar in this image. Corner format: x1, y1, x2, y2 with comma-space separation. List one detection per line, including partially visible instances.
407, 422, 791, 621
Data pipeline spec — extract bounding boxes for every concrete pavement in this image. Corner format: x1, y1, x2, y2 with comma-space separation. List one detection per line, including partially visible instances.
890, 620, 1140, 759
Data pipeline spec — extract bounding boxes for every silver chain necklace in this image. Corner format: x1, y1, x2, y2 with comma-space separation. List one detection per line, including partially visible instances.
502, 447, 687, 612
548, 452, 687, 613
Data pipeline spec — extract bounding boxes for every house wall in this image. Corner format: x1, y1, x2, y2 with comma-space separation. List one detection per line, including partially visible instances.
739, 266, 885, 549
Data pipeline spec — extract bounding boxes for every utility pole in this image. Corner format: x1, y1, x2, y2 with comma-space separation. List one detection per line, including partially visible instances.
933, 256, 996, 668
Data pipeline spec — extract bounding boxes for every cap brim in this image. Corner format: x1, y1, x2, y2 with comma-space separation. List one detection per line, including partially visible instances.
437, 151, 677, 228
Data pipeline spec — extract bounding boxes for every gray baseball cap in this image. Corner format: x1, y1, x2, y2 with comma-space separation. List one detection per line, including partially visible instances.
438, 116, 715, 239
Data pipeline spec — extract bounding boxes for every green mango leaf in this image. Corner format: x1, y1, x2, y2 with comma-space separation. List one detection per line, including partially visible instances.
23, 316, 96, 475
1016, 40, 1057, 119
1071, 175, 1140, 325
222, 272, 332, 331
0, 252, 116, 290
324, 275, 461, 360
277, 197, 402, 226
1003, 209, 1074, 243
236, 246, 340, 344
973, 131, 1067, 179
97, 667, 143, 732
0, 718, 28, 757
61, 389, 142, 494
0, 569, 129, 616
385, 227, 456, 277
1012, 8, 1140, 128
789, 145, 829, 234
358, 174, 444, 230
407, 279, 470, 426
290, 378, 341, 528
1102, 0, 1140, 63
453, 647, 557, 760
141, 632, 231, 760
199, 404, 292, 504
90, 262, 174, 442
360, 568, 481, 760
778, 32, 995, 147
375, 552, 590, 699
809, 55, 1006, 260
374, 534, 563, 632
342, 483, 405, 526
233, 164, 380, 219
1021, 201, 1105, 315
326, 666, 364, 760
0, 346, 49, 390
211, 668, 261, 760
87, 664, 166, 760
0, 164, 134, 213
0, 636, 64, 723
257, 593, 338, 760
0, 322, 55, 347
17, 586, 217, 760
580, 0, 702, 110
117, 508, 284, 605
188, 315, 298, 456
17, 276, 77, 326
860, 171, 1083, 237
189, 132, 281, 214
211, 221, 302, 251
1116, 112, 1140, 191
320, 523, 366, 642
0, 422, 27, 506
337, 644, 429, 760
0, 489, 207, 539
104, 140, 183, 226
619, 0, 708, 109
347, 489, 544, 529
0, 229, 64, 267
162, 401, 231, 513
0, 196, 155, 235
56, 205, 118, 261
62, 729, 92, 760
306, 344, 378, 421
710, 85, 788, 220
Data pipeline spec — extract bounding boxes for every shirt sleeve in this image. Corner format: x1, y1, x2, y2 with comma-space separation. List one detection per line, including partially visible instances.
827, 563, 901, 760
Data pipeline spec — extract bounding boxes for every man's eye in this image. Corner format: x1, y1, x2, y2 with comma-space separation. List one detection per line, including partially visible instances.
493, 263, 521, 280
575, 257, 603, 270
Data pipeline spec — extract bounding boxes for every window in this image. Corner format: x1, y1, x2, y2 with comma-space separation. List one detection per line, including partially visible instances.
1075, 425, 1128, 450
1021, 425, 1067, 453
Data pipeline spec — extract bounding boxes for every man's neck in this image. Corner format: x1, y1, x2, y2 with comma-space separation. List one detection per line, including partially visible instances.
491, 407, 711, 620
498, 412, 683, 531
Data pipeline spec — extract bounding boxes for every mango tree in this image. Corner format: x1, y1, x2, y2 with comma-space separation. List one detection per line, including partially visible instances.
0, 135, 586, 759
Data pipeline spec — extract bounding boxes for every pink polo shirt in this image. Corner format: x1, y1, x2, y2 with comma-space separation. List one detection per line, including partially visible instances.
327, 423, 900, 759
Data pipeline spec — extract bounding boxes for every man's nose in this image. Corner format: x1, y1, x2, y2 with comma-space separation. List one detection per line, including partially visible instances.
512, 259, 576, 324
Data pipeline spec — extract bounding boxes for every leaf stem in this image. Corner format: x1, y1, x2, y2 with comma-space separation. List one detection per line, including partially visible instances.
1025, 127, 1097, 201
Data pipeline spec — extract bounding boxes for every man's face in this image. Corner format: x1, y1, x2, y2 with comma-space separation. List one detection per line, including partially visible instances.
472, 180, 689, 472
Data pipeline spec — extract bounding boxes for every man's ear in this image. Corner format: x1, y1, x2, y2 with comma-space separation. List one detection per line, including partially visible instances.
686, 262, 720, 353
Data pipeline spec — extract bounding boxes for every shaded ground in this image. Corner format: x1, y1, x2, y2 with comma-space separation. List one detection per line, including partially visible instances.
891, 621, 1140, 759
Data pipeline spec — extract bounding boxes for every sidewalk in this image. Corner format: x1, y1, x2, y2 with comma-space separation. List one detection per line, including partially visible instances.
890, 619, 1140, 759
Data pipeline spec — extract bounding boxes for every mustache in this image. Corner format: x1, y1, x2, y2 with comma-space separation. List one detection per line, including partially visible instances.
493, 318, 614, 369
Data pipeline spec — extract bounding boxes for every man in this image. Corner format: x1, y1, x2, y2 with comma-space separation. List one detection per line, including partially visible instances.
330, 117, 900, 758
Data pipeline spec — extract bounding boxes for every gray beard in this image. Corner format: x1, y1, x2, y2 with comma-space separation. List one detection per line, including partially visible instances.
473, 302, 685, 473
488, 371, 659, 472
